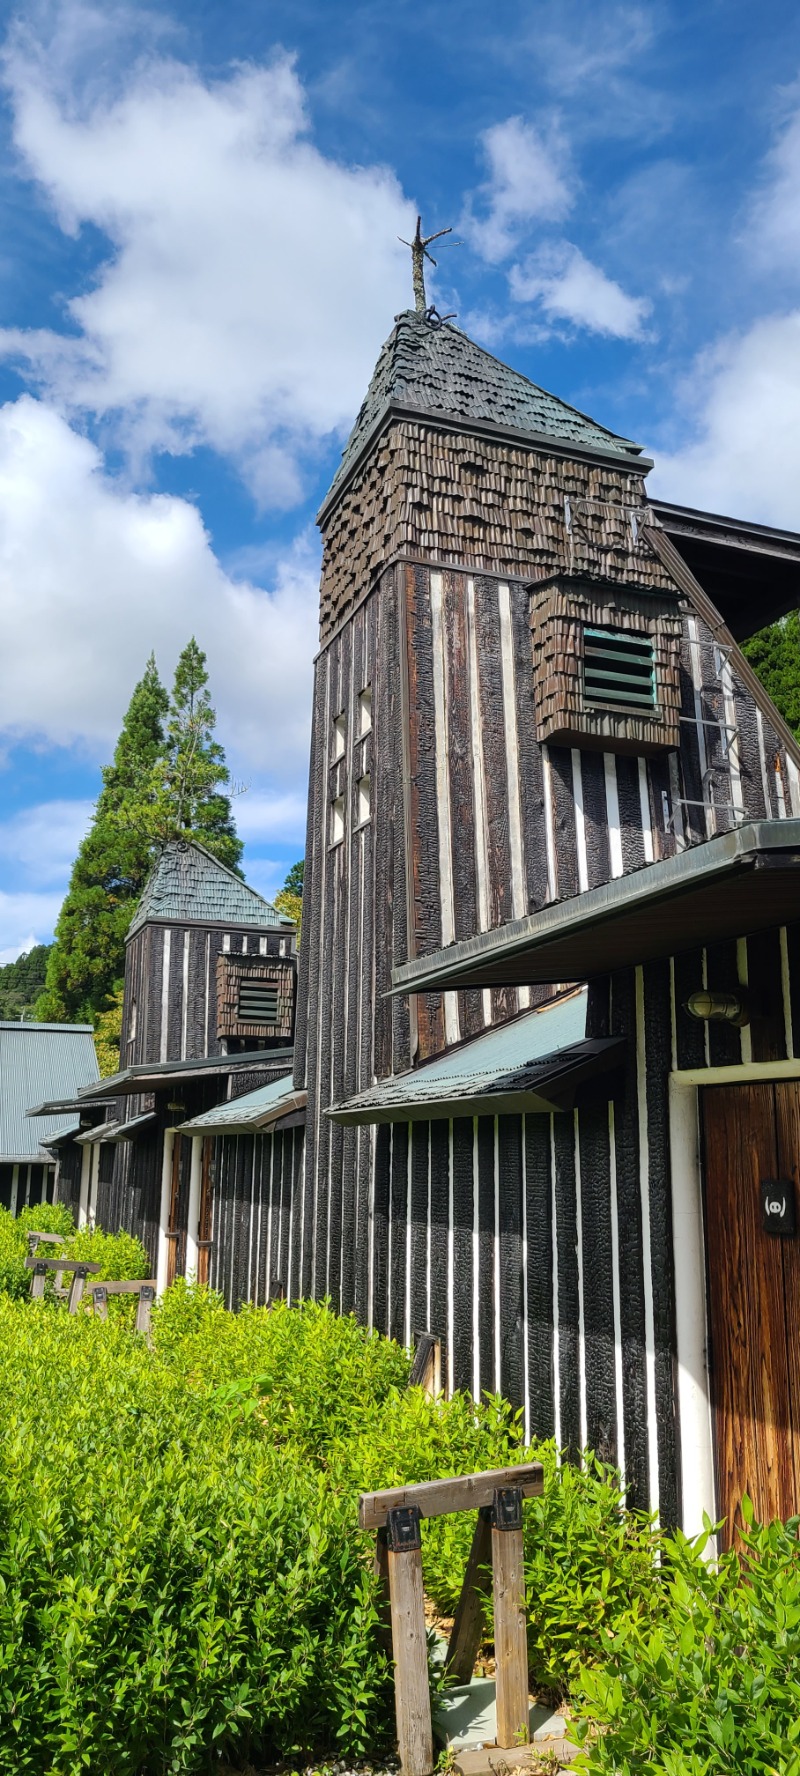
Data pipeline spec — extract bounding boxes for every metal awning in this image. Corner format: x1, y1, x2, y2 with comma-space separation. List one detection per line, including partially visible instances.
76, 1120, 122, 1146
103, 1111, 158, 1142
27, 1046, 295, 1109
177, 1074, 306, 1135
390, 820, 800, 996
328, 989, 623, 1124
39, 1123, 81, 1149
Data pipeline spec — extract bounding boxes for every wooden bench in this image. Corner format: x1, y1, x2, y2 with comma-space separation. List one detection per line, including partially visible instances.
90, 1280, 157, 1336
25, 1254, 101, 1312
361, 1460, 543, 1776
26, 1230, 70, 1297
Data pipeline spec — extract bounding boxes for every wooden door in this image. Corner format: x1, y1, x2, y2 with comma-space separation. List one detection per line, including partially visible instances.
166, 1135, 184, 1288
702, 1083, 800, 1544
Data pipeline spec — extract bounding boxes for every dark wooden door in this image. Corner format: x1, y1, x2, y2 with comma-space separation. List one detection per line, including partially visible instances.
702, 1083, 800, 1544
197, 1140, 214, 1287
166, 1135, 187, 1288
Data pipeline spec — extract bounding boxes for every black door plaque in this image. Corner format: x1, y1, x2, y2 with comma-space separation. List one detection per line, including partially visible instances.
760, 1178, 797, 1236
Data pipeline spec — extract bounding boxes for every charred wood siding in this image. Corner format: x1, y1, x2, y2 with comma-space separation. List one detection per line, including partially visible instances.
318, 419, 675, 642
122, 921, 288, 1067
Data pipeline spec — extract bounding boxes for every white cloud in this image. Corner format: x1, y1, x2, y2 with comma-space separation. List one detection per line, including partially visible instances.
510, 241, 650, 339
234, 791, 308, 845
750, 96, 800, 278
651, 311, 800, 526
0, 395, 318, 774
0, 15, 416, 499
465, 117, 572, 263
0, 891, 64, 957
0, 799, 93, 886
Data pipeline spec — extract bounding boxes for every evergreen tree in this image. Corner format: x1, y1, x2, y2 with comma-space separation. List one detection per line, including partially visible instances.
146, 638, 242, 872
274, 859, 303, 937
34, 657, 169, 1022
742, 612, 800, 741
0, 944, 52, 1020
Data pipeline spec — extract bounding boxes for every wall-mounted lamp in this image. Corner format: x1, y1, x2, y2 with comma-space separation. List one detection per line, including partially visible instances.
684, 989, 750, 1028
166, 1097, 186, 1114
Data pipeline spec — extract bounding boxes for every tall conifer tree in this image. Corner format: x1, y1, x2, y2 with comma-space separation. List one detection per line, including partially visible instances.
146, 638, 242, 871
35, 655, 169, 1022
743, 612, 800, 741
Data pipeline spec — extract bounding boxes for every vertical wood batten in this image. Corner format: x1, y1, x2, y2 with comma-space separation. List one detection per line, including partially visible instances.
445, 570, 483, 1040
451, 1118, 474, 1394
642, 959, 679, 1526
497, 1114, 524, 1410
577, 1103, 617, 1464
476, 1117, 495, 1399
552, 1114, 580, 1461
609, 968, 649, 1507
524, 1115, 555, 1439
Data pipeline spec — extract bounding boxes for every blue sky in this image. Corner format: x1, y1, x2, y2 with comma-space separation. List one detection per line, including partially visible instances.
1, 0, 800, 959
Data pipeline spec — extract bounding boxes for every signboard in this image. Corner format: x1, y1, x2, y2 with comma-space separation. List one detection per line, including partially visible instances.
760, 1178, 797, 1236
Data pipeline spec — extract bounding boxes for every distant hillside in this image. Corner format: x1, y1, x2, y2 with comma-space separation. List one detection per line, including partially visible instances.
0, 945, 53, 1021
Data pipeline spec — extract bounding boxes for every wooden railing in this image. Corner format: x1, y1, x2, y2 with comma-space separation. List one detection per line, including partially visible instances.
360, 1459, 543, 1776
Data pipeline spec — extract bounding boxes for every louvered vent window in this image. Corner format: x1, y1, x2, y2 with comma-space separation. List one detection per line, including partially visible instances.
583, 627, 656, 712
237, 982, 278, 1024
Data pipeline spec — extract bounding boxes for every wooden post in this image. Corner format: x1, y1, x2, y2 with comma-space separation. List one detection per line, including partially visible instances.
68, 1266, 91, 1314
446, 1506, 493, 1682
410, 1331, 442, 1397
386, 1506, 433, 1776
491, 1487, 529, 1749
135, 1284, 155, 1337
92, 1285, 108, 1321
30, 1261, 47, 1299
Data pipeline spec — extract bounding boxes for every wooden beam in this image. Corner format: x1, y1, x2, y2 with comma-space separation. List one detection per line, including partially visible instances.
359, 1461, 543, 1531
409, 1331, 442, 1396
491, 1489, 529, 1748
445, 1506, 493, 1682
386, 1508, 433, 1776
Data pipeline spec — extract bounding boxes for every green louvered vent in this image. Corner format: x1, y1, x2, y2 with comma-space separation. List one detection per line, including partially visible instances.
238, 982, 278, 1024
583, 627, 656, 712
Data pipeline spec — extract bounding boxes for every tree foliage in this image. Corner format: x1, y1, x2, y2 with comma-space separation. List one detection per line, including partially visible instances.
36, 641, 241, 1024
0, 944, 51, 1020
273, 858, 303, 937
743, 611, 800, 741
35, 656, 169, 1023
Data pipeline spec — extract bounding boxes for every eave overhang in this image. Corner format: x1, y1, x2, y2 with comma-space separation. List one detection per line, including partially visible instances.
327, 1038, 622, 1125
317, 401, 652, 527
27, 1047, 297, 1106
651, 499, 800, 640
390, 820, 800, 995
177, 1082, 307, 1135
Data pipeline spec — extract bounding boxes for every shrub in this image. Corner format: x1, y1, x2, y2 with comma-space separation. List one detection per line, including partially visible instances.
575, 1502, 800, 1776
0, 1204, 149, 1301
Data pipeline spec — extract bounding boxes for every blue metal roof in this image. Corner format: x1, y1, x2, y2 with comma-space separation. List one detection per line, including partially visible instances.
0, 1022, 99, 1163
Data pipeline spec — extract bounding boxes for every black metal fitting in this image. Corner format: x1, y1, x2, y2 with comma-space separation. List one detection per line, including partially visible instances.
492, 1486, 523, 1531
386, 1505, 422, 1551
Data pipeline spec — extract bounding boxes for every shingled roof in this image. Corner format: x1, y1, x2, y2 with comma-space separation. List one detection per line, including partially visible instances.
128, 840, 292, 939
322, 309, 645, 514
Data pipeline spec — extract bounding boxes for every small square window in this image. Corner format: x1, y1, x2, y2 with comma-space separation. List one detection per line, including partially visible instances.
332, 712, 346, 760
358, 687, 372, 736
357, 773, 371, 826
331, 794, 345, 845
583, 628, 656, 713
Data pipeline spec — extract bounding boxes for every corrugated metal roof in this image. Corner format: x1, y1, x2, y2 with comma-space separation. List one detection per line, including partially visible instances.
177, 1071, 303, 1134
128, 839, 294, 938
323, 311, 644, 511
0, 1022, 99, 1162
325, 990, 624, 1124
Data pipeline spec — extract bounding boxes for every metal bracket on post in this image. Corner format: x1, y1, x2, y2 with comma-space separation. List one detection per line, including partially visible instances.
385, 1504, 432, 1776
491, 1486, 529, 1749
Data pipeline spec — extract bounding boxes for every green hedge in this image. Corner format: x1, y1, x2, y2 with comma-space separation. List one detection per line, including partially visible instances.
0, 1204, 149, 1300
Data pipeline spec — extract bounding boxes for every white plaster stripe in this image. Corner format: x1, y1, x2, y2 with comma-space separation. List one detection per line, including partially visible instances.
607, 1101, 626, 1488
638, 758, 655, 863
499, 581, 530, 1009
472, 1117, 481, 1402
574, 1109, 587, 1452
521, 1114, 530, 1445
719, 655, 744, 822
775, 760, 787, 817
669, 1079, 716, 1540
447, 1121, 455, 1397
787, 754, 800, 818
541, 744, 558, 901
571, 750, 589, 892
668, 751, 686, 851
265, 1134, 274, 1303
549, 1115, 561, 1455
404, 1127, 413, 1349
185, 1136, 203, 1283
780, 927, 794, 1060
430, 570, 460, 1046
160, 927, 171, 1063
465, 577, 492, 1024
604, 753, 624, 879
493, 1117, 501, 1394
635, 965, 660, 1519
687, 615, 713, 838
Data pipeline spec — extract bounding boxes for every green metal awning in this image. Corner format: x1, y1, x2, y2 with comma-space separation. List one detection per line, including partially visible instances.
177, 1073, 306, 1135
328, 989, 623, 1125
390, 820, 800, 996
